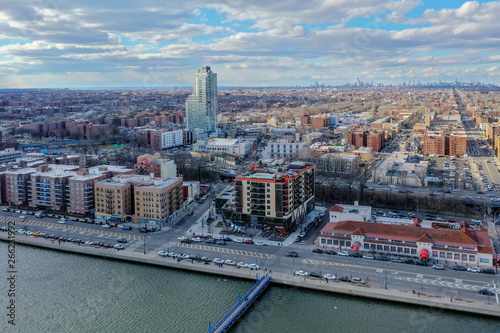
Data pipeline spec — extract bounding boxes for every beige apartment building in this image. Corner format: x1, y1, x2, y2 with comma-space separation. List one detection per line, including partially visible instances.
94, 180, 133, 222
134, 177, 184, 226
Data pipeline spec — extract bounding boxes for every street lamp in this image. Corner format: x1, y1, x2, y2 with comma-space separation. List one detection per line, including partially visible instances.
384, 264, 388, 289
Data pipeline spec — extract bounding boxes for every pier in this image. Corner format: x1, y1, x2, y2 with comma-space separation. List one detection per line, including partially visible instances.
209, 274, 272, 333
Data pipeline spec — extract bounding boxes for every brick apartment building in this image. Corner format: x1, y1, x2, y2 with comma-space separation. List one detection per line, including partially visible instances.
422, 134, 467, 156
227, 161, 315, 233
347, 130, 385, 152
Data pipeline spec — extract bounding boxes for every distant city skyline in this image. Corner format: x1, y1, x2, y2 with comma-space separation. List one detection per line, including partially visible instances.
0, 1, 500, 88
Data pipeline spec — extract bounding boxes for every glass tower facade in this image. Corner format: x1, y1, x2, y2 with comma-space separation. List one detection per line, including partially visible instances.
186, 66, 218, 135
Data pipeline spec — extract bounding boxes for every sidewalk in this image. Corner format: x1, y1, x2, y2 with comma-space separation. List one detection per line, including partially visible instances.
185, 206, 327, 247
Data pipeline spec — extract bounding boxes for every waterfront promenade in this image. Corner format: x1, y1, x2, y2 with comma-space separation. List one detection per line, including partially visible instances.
2, 233, 500, 319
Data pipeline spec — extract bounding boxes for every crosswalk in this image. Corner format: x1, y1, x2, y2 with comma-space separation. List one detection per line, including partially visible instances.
7, 217, 140, 240
289, 243, 311, 250
177, 243, 273, 259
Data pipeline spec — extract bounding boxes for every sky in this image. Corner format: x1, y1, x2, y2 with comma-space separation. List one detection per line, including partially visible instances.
0, 0, 499, 88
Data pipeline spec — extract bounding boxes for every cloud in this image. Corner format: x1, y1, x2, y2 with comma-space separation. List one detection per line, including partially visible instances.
0, 0, 498, 87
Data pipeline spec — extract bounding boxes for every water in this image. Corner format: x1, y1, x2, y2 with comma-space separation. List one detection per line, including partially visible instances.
1, 243, 498, 333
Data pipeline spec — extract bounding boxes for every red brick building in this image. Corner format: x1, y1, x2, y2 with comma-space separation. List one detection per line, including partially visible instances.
347, 130, 385, 152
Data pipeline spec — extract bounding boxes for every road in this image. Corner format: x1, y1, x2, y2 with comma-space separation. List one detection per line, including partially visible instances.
6, 210, 500, 305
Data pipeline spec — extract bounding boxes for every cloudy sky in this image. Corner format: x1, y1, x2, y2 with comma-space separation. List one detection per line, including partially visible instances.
0, 0, 499, 88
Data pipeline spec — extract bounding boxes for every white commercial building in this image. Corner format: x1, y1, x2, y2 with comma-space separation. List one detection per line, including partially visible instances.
329, 203, 372, 222
0, 148, 22, 164
161, 130, 183, 149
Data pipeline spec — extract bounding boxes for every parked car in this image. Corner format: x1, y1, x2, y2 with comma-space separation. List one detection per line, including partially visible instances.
114, 244, 125, 250
295, 270, 309, 276
234, 238, 245, 243
479, 289, 496, 296
391, 258, 404, 263
339, 276, 351, 282
117, 237, 128, 243
248, 264, 260, 270
213, 258, 224, 264
158, 251, 168, 257
482, 268, 495, 275
201, 257, 212, 262
404, 259, 415, 264
244, 239, 254, 244
468, 267, 481, 273
309, 272, 321, 278
326, 250, 337, 255
237, 262, 248, 268
363, 254, 374, 260
225, 260, 236, 266
216, 240, 226, 245
432, 264, 444, 270
324, 274, 336, 280
312, 249, 324, 254
122, 226, 132, 230
415, 261, 427, 266
376, 255, 388, 261
451, 265, 466, 271
352, 277, 365, 284
338, 251, 350, 256
351, 253, 362, 258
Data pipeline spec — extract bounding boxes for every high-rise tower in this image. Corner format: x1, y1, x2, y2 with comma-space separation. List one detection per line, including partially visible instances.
186, 66, 218, 136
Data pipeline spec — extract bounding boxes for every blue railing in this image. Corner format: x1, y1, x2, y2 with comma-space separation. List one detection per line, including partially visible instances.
209, 275, 271, 333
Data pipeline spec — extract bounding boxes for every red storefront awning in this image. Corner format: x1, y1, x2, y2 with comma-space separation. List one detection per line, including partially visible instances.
351, 241, 361, 250
420, 249, 429, 258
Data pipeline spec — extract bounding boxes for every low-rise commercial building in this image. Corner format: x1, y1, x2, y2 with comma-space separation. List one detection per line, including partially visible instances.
318, 221, 493, 266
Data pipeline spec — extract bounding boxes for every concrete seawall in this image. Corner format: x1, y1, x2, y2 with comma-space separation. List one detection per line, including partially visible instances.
2, 234, 500, 319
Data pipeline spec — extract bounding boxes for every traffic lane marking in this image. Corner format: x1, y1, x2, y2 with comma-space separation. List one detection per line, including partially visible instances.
395, 276, 499, 293
302, 259, 495, 285
177, 243, 273, 259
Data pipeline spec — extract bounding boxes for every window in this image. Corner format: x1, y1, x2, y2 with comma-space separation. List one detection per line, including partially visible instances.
462, 254, 468, 261
480, 258, 489, 263
346, 241, 351, 247
433, 244, 445, 248
432, 251, 438, 257
327, 239, 332, 245
397, 247, 403, 253
454, 253, 460, 260
364, 243, 370, 250
404, 248, 410, 254
333, 240, 338, 245
448, 246, 459, 249
383, 245, 389, 251
446, 253, 453, 259
390, 246, 396, 252
377, 245, 383, 251
321, 238, 326, 244
469, 255, 475, 261
411, 248, 417, 255
462, 247, 475, 251
439, 251, 445, 258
